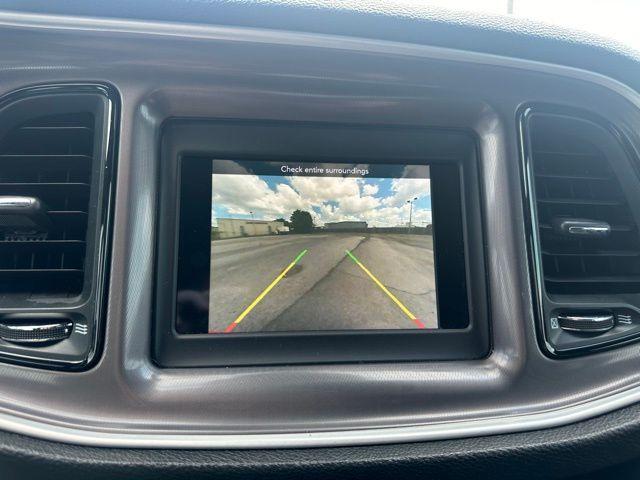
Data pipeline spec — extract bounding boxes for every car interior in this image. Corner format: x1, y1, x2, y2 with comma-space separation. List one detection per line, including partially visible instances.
1, 1, 640, 478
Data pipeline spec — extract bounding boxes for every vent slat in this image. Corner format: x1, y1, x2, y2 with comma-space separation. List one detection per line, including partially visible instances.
0, 269, 83, 274
0, 131, 93, 156
20, 126, 93, 132
546, 276, 640, 284
535, 173, 613, 181
0, 240, 85, 253
537, 198, 622, 206
0, 182, 89, 188
542, 251, 640, 258
530, 114, 640, 294
0, 154, 92, 159
533, 150, 602, 158
48, 210, 88, 215
0, 270, 84, 284
0, 156, 91, 183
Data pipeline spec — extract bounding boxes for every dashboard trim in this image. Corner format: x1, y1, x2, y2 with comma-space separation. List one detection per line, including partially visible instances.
0, 9, 639, 113
0, 9, 639, 449
1, 382, 640, 448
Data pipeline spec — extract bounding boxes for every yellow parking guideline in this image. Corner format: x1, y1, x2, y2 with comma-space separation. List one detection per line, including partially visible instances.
345, 249, 423, 327
224, 249, 308, 332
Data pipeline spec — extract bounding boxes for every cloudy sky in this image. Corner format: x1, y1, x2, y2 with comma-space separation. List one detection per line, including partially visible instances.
211, 173, 431, 228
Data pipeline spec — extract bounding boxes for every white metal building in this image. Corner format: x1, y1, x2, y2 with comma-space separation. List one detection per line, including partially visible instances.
324, 221, 368, 230
216, 218, 287, 239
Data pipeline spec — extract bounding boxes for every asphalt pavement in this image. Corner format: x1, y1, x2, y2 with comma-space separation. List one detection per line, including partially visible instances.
208, 233, 437, 333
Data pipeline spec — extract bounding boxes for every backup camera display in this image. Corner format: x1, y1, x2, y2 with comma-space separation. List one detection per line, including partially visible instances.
207, 159, 437, 333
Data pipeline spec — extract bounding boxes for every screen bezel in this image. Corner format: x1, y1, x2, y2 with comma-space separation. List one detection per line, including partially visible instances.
155, 120, 489, 367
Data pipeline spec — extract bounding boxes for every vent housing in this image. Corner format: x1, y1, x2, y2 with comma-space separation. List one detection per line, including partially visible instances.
0, 85, 116, 370
528, 113, 640, 295
0, 111, 95, 297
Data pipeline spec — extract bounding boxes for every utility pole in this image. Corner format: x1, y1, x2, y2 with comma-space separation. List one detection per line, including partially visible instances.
406, 197, 417, 234
507, 0, 514, 15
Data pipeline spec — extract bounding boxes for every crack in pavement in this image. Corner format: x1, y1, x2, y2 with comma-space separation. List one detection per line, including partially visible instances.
262, 235, 369, 330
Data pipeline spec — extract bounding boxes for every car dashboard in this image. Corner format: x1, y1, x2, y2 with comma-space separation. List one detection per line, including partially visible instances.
1, 2, 640, 479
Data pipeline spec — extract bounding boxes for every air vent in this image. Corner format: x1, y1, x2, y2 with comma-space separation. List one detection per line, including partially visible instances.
0, 85, 116, 370
527, 113, 640, 294
0, 111, 95, 296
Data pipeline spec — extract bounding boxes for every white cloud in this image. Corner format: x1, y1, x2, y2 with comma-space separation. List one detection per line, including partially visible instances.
339, 195, 380, 215
288, 176, 381, 217
288, 177, 360, 205
212, 174, 311, 220
382, 178, 431, 207
359, 204, 432, 228
362, 183, 379, 196
317, 204, 344, 223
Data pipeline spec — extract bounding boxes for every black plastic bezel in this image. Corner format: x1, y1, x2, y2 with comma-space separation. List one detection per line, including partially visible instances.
155, 120, 490, 367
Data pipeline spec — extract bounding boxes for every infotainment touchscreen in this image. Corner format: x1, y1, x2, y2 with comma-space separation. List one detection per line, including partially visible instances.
158, 122, 486, 366
206, 160, 436, 333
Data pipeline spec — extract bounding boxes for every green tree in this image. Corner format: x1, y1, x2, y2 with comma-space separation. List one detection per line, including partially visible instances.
289, 210, 314, 233
275, 217, 290, 227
